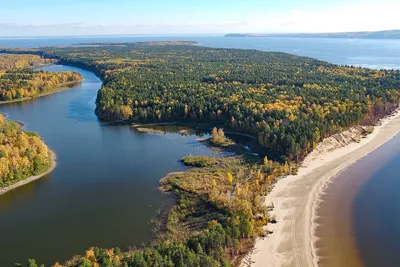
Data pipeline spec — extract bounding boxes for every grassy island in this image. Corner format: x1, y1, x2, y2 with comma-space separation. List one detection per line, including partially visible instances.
3, 42, 400, 267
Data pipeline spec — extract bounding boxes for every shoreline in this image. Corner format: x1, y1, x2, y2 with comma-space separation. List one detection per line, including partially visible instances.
0, 80, 83, 105
131, 121, 257, 140
247, 109, 400, 267
0, 150, 57, 196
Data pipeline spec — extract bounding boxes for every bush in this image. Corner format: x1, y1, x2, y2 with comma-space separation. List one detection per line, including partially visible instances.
181, 156, 218, 167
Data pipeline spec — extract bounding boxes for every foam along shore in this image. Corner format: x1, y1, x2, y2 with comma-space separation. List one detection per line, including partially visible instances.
0, 151, 57, 196
246, 109, 400, 267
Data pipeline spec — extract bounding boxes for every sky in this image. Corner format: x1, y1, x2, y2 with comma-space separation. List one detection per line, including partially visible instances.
0, 0, 399, 36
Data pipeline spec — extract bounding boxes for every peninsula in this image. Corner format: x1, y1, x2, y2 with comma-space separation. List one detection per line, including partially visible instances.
225, 29, 400, 39
0, 114, 56, 195
0, 54, 82, 103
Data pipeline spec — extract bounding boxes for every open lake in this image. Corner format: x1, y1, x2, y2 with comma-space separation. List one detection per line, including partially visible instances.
0, 36, 399, 266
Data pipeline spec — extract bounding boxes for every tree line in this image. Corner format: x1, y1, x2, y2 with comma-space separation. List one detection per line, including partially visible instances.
0, 53, 82, 102
0, 115, 52, 187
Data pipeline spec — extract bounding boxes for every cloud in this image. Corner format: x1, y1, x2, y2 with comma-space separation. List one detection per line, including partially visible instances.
1, 1, 400, 36
277, 21, 296, 27
41, 22, 85, 27
0, 21, 252, 36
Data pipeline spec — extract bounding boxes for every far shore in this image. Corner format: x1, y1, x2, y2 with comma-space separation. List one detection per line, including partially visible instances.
0, 150, 57, 196
246, 109, 400, 267
0, 80, 83, 105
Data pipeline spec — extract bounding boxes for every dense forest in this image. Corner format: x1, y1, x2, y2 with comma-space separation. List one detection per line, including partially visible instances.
3, 43, 400, 266
0, 114, 53, 187
17, 43, 400, 161
0, 54, 54, 70
0, 54, 82, 102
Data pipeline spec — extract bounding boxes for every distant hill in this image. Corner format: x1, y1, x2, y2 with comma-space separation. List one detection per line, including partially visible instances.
225, 30, 400, 39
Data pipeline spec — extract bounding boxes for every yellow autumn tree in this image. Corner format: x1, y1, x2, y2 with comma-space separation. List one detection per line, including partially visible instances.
236, 184, 242, 197
227, 172, 233, 184
0, 114, 52, 187
263, 156, 269, 166
119, 105, 133, 120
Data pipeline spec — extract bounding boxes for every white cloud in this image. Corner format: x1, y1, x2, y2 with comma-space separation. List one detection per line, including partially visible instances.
241, 1, 400, 33
0, 1, 399, 36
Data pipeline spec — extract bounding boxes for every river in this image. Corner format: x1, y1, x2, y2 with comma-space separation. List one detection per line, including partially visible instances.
0, 65, 215, 266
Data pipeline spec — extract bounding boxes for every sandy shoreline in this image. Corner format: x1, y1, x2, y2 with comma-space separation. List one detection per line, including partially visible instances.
0, 151, 57, 196
246, 109, 400, 267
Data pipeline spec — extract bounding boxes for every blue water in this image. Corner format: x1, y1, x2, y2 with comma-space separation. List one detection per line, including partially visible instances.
353, 135, 400, 267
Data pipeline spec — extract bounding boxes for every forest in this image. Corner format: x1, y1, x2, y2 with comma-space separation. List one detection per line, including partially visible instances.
3, 43, 400, 266
0, 114, 53, 187
18, 43, 400, 161
0, 54, 82, 102
0, 53, 54, 70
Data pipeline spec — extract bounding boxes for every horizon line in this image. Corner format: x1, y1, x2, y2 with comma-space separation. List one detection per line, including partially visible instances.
0, 29, 399, 39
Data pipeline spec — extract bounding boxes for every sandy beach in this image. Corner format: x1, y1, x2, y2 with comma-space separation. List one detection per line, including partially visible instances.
246, 109, 400, 267
0, 151, 57, 196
